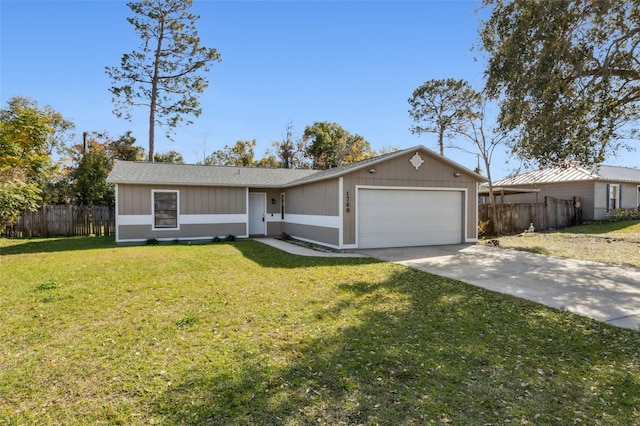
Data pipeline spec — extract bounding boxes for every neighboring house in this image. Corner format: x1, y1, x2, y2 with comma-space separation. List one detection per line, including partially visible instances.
489, 164, 640, 220
106, 145, 486, 249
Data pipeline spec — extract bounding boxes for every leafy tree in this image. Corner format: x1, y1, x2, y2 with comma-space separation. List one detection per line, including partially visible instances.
266, 123, 310, 169
106, 0, 221, 162
0, 96, 73, 181
109, 130, 145, 161
154, 150, 185, 164
480, 0, 640, 166
303, 122, 375, 170
0, 180, 41, 231
0, 96, 73, 224
205, 139, 257, 166
73, 142, 115, 206
408, 79, 478, 156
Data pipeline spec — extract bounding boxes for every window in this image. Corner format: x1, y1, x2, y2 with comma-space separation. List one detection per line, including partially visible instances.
606, 184, 619, 212
280, 193, 285, 219
153, 190, 178, 229
637, 186, 640, 209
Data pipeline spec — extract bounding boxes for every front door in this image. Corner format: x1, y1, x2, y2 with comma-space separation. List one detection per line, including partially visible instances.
248, 193, 266, 236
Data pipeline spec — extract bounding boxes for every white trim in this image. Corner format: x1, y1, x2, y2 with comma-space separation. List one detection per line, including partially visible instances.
284, 213, 341, 229
118, 215, 153, 226
355, 185, 469, 248
338, 177, 344, 247
117, 214, 246, 226
181, 214, 247, 225
152, 189, 180, 231
114, 184, 119, 242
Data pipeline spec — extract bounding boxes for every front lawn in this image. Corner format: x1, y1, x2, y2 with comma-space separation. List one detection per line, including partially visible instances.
1, 238, 639, 425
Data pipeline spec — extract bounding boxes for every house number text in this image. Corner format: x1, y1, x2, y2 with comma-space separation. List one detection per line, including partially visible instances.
346, 191, 350, 213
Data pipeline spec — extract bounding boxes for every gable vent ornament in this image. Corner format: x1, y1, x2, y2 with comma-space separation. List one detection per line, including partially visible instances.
409, 152, 424, 170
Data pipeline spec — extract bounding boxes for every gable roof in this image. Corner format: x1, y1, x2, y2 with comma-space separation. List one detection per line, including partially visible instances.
107, 145, 487, 188
284, 145, 487, 186
107, 161, 318, 188
494, 164, 640, 186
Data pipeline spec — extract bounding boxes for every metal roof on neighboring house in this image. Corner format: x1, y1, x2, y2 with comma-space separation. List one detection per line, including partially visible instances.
493, 164, 640, 186
107, 145, 487, 188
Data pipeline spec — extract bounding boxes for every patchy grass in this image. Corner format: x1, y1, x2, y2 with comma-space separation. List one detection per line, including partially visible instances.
494, 220, 640, 267
1, 237, 639, 425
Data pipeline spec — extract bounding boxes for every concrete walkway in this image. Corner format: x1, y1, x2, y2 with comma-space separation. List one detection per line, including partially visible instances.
254, 238, 366, 258
255, 238, 640, 330
361, 244, 640, 330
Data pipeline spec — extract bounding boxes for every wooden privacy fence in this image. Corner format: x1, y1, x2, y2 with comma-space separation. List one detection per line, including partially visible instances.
8, 205, 115, 237
479, 197, 576, 235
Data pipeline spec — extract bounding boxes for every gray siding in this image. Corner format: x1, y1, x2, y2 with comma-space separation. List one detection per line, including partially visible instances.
282, 223, 340, 247
285, 180, 339, 216
118, 184, 246, 215
118, 223, 246, 241
342, 151, 479, 245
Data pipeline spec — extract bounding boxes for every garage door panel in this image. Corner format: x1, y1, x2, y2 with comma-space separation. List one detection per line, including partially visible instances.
358, 189, 462, 248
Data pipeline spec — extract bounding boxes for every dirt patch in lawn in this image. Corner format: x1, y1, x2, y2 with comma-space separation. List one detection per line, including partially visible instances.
491, 232, 640, 268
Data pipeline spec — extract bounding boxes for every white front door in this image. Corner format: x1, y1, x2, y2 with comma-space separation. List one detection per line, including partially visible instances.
249, 193, 266, 235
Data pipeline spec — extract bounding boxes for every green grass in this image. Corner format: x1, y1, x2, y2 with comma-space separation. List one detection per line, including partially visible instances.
1, 237, 639, 425
567, 220, 640, 234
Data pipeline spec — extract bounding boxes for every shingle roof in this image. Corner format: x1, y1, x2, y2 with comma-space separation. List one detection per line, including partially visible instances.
107, 161, 319, 187
494, 164, 640, 186
107, 145, 487, 187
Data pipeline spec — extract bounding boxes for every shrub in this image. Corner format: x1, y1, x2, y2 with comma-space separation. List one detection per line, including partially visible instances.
478, 220, 491, 238
226, 234, 236, 242
146, 238, 159, 245
608, 208, 640, 221
212, 236, 221, 243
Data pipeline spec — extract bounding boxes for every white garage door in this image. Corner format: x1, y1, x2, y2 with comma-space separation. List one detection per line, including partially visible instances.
358, 189, 463, 249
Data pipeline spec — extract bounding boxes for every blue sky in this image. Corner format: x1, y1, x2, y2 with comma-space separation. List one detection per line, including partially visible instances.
2, 1, 638, 179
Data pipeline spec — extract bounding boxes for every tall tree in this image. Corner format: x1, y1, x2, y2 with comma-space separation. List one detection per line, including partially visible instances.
408, 79, 478, 156
481, 0, 640, 166
73, 142, 115, 206
303, 122, 375, 170
266, 123, 310, 169
106, 0, 221, 162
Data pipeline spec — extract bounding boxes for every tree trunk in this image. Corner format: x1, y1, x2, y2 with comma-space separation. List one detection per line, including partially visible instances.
148, 17, 166, 162
438, 126, 444, 156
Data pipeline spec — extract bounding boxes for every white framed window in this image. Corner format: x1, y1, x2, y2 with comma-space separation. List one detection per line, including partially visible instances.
637, 186, 640, 209
152, 190, 179, 230
606, 184, 619, 212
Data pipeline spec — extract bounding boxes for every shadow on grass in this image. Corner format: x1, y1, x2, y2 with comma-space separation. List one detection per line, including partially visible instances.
234, 240, 381, 268
0, 236, 116, 255
512, 246, 552, 255
151, 256, 640, 424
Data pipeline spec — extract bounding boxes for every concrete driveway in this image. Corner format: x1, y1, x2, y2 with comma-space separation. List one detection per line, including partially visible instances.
360, 244, 640, 330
